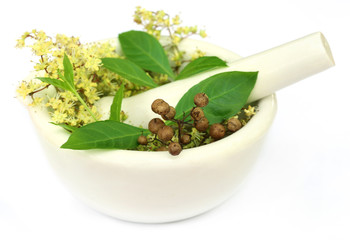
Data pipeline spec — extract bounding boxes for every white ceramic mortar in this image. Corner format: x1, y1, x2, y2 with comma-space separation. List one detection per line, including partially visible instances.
27, 38, 277, 223
26, 32, 334, 223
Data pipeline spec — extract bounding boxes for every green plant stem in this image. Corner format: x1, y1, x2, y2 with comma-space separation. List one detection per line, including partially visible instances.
73, 89, 98, 121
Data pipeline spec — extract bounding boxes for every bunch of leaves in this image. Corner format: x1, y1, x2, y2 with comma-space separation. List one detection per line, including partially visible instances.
137, 104, 257, 154
101, 30, 228, 88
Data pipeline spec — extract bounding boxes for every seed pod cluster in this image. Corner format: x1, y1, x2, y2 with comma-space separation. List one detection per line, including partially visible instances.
191, 94, 210, 133
137, 93, 245, 156
146, 99, 182, 156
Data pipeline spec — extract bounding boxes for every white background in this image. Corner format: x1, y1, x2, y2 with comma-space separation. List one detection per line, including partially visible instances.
1, 0, 349, 239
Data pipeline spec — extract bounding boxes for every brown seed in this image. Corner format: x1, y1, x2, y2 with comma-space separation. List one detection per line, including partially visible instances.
151, 99, 170, 115
194, 117, 209, 132
227, 117, 242, 132
191, 107, 205, 121
209, 123, 226, 140
168, 142, 182, 156
137, 135, 148, 145
148, 118, 165, 134
180, 134, 191, 144
158, 126, 174, 142
162, 106, 176, 120
194, 93, 209, 107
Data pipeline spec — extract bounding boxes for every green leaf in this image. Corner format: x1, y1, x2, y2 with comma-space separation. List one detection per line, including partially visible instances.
51, 122, 77, 133
63, 53, 74, 85
36, 77, 70, 91
101, 58, 158, 88
109, 84, 124, 121
37, 55, 76, 93
61, 120, 148, 150
119, 30, 175, 78
175, 71, 258, 124
175, 56, 228, 80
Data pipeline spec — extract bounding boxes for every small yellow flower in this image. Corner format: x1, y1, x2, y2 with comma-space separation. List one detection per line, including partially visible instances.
191, 49, 206, 60
164, 18, 170, 27
36, 30, 47, 41
175, 27, 183, 34
199, 30, 207, 38
172, 15, 180, 25
183, 26, 190, 35
85, 57, 101, 72
61, 91, 78, 101
172, 35, 181, 45
29, 97, 43, 106
244, 105, 256, 117
16, 39, 25, 48
190, 26, 198, 34
51, 110, 68, 124
17, 82, 32, 99
46, 96, 63, 110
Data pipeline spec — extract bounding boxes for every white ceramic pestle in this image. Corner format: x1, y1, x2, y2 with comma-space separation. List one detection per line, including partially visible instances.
96, 32, 334, 128
27, 32, 334, 223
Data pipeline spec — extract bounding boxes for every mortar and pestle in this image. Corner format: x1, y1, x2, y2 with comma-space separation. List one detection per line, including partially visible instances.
26, 32, 334, 223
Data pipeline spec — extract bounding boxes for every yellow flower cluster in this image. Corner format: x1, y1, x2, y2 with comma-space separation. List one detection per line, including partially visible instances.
17, 8, 209, 127
133, 6, 207, 67
17, 80, 47, 100
16, 30, 147, 127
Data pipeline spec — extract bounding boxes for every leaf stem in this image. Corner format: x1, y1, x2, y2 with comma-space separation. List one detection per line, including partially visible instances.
176, 119, 183, 146
73, 89, 98, 121
29, 84, 50, 96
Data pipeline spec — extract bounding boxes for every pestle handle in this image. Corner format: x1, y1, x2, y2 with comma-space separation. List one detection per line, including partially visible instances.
96, 32, 335, 126
226, 32, 335, 103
